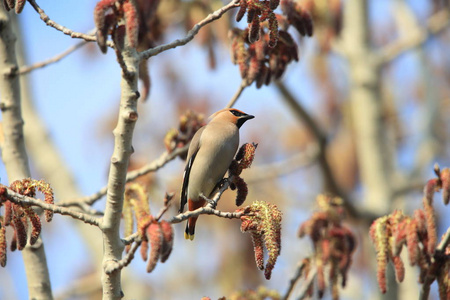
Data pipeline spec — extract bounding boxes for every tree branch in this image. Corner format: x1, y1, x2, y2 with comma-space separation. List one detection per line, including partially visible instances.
436, 226, 450, 254
139, 0, 240, 60
225, 80, 248, 108
282, 260, 307, 300
27, 0, 114, 46
18, 40, 88, 75
170, 176, 245, 223
377, 9, 450, 66
58, 145, 188, 208
104, 238, 142, 275
0, 6, 53, 299
98, 32, 140, 299
1, 186, 101, 227
295, 266, 316, 300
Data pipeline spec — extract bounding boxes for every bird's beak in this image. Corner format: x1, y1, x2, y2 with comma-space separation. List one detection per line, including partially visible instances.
236, 114, 254, 128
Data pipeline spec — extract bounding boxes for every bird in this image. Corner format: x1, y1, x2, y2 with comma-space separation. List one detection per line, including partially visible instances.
179, 108, 254, 240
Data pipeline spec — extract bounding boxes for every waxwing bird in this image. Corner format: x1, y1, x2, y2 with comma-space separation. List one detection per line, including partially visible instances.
179, 108, 254, 240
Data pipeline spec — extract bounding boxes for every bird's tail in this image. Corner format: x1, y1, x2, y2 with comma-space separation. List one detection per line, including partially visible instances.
184, 217, 198, 241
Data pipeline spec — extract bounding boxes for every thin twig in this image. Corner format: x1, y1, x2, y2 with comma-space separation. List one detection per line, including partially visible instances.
436, 226, 450, 253
170, 177, 245, 223
104, 239, 142, 274
28, 0, 114, 47
140, 0, 240, 60
225, 80, 248, 108
155, 192, 174, 221
59, 145, 188, 207
1, 187, 101, 227
295, 266, 317, 300
170, 205, 245, 224
122, 232, 140, 245
18, 40, 88, 75
282, 260, 308, 300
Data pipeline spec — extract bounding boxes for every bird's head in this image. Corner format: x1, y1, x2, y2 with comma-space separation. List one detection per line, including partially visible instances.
209, 108, 254, 128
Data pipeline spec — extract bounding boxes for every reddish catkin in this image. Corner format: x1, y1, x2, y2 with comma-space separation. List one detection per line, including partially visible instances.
12, 205, 27, 251
15, 0, 25, 13
234, 176, 248, 206
393, 219, 408, 256
159, 220, 174, 263
4, 0, 14, 11
247, 8, 256, 23
391, 255, 405, 283
123, 0, 139, 48
94, 0, 112, 53
251, 232, 265, 270
406, 220, 420, 266
321, 239, 331, 264
269, 0, 280, 10
23, 207, 41, 246
10, 232, 17, 252
268, 13, 279, 48
0, 218, 6, 267
4, 201, 12, 226
440, 168, 450, 205
140, 239, 149, 262
249, 17, 261, 43
236, 0, 247, 22
146, 222, 163, 273
422, 197, 437, 256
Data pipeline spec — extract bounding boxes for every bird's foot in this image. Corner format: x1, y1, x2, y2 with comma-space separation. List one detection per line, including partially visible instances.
200, 193, 217, 209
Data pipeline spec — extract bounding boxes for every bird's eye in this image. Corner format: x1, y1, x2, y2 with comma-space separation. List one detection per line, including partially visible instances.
230, 109, 245, 117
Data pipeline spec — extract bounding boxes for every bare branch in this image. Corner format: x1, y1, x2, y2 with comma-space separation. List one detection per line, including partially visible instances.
436, 226, 450, 254
1, 186, 101, 227
0, 6, 53, 298
104, 239, 142, 275
155, 192, 174, 221
170, 176, 245, 223
282, 260, 308, 300
59, 145, 188, 207
99, 40, 140, 297
27, 0, 114, 46
295, 266, 317, 300
225, 80, 248, 108
377, 9, 450, 66
170, 205, 245, 224
140, 0, 240, 60
18, 40, 88, 75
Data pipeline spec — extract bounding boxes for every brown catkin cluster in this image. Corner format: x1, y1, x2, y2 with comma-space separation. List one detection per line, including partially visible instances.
229, 143, 257, 206
369, 165, 450, 299
94, 0, 139, 53
297, 194, 356, 299
0, 178, 55, 267
164, 110, 206, 158
123, 183, 174, 273
238, 200, 282, 280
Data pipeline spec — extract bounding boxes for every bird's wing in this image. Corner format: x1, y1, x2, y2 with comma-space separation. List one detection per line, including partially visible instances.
179, 127, 204, 213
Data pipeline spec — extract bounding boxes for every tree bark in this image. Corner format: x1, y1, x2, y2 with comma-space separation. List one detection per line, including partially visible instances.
0, 6, 53, 300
